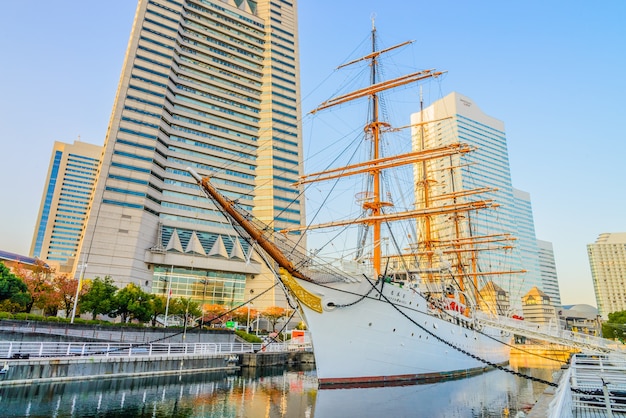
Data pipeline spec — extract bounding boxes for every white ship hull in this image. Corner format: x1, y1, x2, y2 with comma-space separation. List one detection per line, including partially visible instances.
294, 277, 511, 386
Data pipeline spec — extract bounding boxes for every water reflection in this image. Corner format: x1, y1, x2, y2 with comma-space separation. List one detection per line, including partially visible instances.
0, 358, 562, 417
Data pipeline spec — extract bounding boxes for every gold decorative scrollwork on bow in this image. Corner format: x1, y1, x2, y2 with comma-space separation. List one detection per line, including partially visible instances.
279, 268, 323, 314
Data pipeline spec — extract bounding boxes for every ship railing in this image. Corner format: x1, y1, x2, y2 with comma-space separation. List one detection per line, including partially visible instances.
0, 341, 269, 359
474, 312, 626, 355
549, 353, 626, 417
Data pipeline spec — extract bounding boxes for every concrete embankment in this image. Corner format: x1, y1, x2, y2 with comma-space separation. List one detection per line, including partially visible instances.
240, 351, 315, 367
510, 344, 579, 363
0, 353, 240, 387
0, 351, 315, 386
0, 320, 316, 386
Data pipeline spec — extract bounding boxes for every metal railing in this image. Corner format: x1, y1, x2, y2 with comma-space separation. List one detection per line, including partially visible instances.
475, 313, 626, 356
0, 341, 300, 360
548, 354, 626, 417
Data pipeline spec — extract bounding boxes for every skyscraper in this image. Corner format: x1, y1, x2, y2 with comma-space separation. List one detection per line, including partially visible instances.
74, 0, 303, 309
411, 92, 542, 310
537, 239, 561, 307
512, 188, 542, 296
588, 232, 626, 318
31, 140, 101, 273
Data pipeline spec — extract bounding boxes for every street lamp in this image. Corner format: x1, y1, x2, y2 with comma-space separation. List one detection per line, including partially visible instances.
246, 303, 251, 333
159, 271, 173, 328
199, 278, 210, 327
182, 297, 191, 342
70, 263, 87, 324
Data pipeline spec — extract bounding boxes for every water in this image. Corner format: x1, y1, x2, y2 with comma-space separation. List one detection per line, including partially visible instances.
0, 357, 562, 417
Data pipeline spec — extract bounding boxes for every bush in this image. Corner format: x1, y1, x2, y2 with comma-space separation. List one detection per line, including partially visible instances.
0, 312, 14, 319
235, 330, 263, 343
45, 316, 62, 322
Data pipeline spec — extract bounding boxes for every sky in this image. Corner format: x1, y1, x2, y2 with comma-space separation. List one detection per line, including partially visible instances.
0, 1, 624, 307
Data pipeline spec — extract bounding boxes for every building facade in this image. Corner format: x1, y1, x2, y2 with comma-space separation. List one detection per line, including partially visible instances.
512, 189, 542, 296
30, 140, 101, 273
588, 232, 626, 318
410, 92, 543, 312
521, 286, 557, 326
537, 239, 561, 307
73, 0, 304, 310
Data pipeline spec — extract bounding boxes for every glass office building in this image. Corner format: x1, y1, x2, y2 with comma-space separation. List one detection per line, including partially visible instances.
74, 0, 304, 309
31, 140, 101, 273
411, 92, 544, 310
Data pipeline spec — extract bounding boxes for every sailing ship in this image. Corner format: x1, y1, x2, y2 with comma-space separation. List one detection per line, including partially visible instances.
189, 22, 519, 386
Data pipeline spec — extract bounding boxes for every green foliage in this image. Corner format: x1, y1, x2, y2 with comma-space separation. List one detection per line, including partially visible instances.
235, 329, 262, 343
79, 276, 118, 320
0, 312, 14, 319
602, 310, 626, 342
148, 295, 166, 326
0, 262, 31, 311
113, 283, 153, 323
169, 297, 202, 318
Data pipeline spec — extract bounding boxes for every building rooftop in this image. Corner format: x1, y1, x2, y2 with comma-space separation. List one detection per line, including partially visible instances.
0, 249, 48, 269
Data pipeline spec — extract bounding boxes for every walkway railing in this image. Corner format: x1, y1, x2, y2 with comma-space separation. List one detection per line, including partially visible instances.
0, 341, 302, 360
475, 313, 626, 356
548, 354, 626, 417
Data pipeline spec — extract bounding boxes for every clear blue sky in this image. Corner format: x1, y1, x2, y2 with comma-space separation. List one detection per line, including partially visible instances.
1, 1, 624, 307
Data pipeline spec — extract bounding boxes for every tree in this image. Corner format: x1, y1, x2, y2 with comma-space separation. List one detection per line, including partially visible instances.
0, 262, 31, 312
54, 274, 88, 318
168, 297, 202, 328
602, 310, 626, 342
15, 260, 55, 314
203, 304, 228, 327
169, 297, 202, 318
113, 283, 153, 323
79, 276, 118, 320
148, 294, 167, 326
231, 305, 258, 331
261, 306, 291, 332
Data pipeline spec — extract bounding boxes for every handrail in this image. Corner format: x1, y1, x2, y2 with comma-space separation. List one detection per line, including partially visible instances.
474, 313, 626, 356
548, 353, 626, 417
548, 367, 573, 418
0, 340, 313, 359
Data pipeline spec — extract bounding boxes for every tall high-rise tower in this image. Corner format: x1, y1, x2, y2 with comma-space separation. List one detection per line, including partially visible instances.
512, 188, 542, 295
31, 140, 101, 273
537, 239, 561, 307
74, 0, 303, 309
411, 92, 543, 310
588, 232, 626, 318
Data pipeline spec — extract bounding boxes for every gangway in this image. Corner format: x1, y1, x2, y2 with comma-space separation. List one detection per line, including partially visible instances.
474, 312, 626, 356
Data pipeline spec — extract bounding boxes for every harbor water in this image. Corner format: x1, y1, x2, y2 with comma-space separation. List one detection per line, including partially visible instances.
0, 356, 563, 417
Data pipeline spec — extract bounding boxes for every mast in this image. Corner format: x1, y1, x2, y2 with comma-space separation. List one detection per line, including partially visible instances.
368, 18, 384, 276
417, 87, 435, 282
302, 23, 445, 277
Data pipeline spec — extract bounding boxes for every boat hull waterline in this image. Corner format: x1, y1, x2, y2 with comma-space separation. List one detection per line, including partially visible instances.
284, 271, 511, 386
